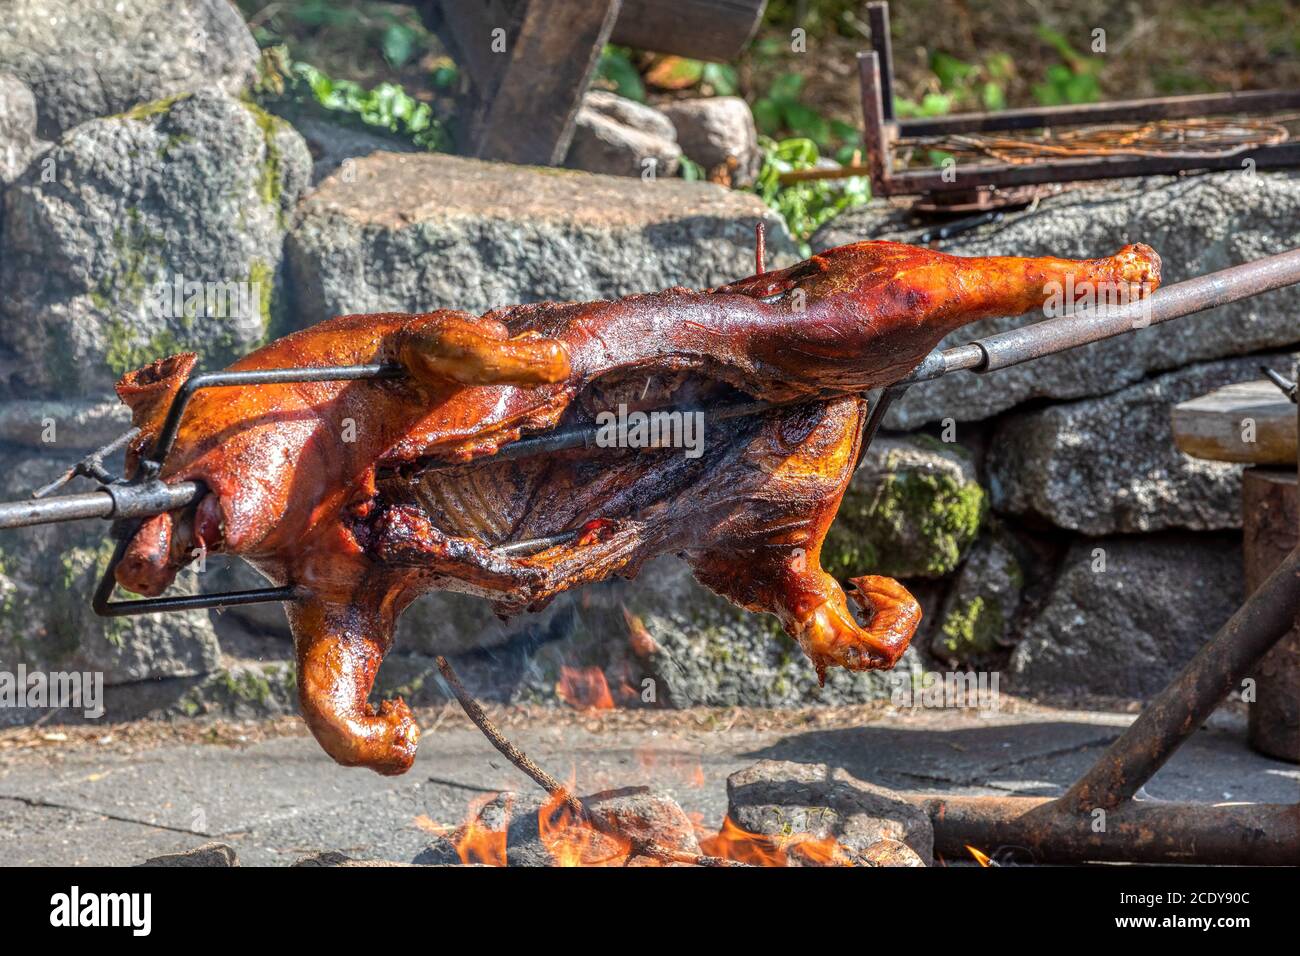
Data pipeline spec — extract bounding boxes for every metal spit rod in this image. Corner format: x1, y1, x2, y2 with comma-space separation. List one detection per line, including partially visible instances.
4, 246, 1300, 543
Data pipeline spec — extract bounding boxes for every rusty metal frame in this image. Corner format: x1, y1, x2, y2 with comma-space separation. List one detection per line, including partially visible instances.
906, 542, 1300, 865
854, 1, 1300, 203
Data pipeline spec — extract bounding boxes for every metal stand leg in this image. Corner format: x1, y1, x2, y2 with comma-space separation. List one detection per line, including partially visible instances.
907, 544, 1300, 864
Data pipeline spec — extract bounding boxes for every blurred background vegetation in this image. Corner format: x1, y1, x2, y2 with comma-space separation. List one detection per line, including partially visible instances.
235, 0, 1300, 247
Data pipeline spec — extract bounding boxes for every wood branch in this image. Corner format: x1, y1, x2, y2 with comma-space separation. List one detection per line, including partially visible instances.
434, 656, 747, 867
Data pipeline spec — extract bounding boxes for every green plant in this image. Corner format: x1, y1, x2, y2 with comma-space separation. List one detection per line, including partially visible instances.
596, 45, 646, 102
753, 137, 870, 254
1032, 27, 1102, 105
258, 50, 451, 152
894, 50, 1014, 119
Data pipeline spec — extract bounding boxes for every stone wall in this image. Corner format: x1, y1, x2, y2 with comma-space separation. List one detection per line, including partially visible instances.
0, 1, 1291, 720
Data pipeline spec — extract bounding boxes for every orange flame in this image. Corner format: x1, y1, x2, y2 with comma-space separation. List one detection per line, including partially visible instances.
537, 790, 630, 866
555, 665, 615, 710
453, 794, 511, 866
699, 816, 855, 866
966, 845, 992, 867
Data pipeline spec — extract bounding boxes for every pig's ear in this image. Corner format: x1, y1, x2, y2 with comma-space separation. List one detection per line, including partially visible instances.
114, 353, 198, 430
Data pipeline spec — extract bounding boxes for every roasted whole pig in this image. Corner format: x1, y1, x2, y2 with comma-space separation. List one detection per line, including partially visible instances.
111, 239, 1160, 774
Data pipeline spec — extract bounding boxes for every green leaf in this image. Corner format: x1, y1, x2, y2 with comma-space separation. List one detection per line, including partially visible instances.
768, 72, 805, 103
931, 51, 975, 91
919, 92, 953, 116
752, 97, 784, 136
381, 23, 416, 68
980, 80, 1006, 111
701, 62, 739, 96
597, 47, 645, 102
783, 102, 831, 147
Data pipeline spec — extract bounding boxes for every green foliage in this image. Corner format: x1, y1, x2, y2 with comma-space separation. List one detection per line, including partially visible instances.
754, 73, 828, 147
259, 50, 451, 152
895, 50, 1014, 118
753, 137, 870, 255
596, 46, 646, 102
1031, 27, 1102, 105
701, 63, 740, 97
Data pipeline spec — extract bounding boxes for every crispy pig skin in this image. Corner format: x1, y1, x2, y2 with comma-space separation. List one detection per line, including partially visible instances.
111, 239, 1160, 773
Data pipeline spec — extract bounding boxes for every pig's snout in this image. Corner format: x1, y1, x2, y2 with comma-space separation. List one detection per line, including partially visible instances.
115, 511, 176, 597
113, 493, 225, 597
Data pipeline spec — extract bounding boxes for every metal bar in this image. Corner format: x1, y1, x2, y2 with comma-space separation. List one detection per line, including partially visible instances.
1262, 365, 1299, 402
149, 363, 402, 467
866, 2, 895, 122
898, 87, 1300, 137
877, 142, 1300, 195
907, 793, 1300, 866
856, 50, 890, 195
90, 534, 299, 617
1059, 541, 1300, 812
0, 490, 114, 528
31, 426, 140, 499
0, 480, 204, 531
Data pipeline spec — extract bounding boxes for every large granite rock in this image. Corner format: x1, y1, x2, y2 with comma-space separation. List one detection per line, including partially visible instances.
1010, 533, 1243, 698
565, 91, 681, 178
0, 446, 219, 720
724, 760, 933, 865
0, 74, 44, 184
660, 96, 761, 187
0, 0, 260, 139
0, 397, 131, 450
285, 151, 796, 323
988, 352, 1295, 534
823, 434, 985, 579
0, 90, 311, 398
813, 173, 1300, 429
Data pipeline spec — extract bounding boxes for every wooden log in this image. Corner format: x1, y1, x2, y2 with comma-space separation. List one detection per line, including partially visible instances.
1171, 380, 1297, 465
420, 0, 766, 70
610, 0, 766, 63
1243, 467, 1300, 763
471, 0, 623, 166
420, 0, 766, 166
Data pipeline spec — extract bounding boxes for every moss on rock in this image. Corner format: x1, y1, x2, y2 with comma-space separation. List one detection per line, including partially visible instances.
937, 595, 1004, 658
823, 440, 986, 579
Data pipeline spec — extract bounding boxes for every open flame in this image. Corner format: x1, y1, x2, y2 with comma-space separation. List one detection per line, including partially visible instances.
555, 665, 616, 710
966, 845, 993, 867
537, 790, 631, 866
698, 816, 855, 866
456, 794, 511, 866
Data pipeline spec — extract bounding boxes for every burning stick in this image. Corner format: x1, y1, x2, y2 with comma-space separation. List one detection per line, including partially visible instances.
433, 656, 747, 867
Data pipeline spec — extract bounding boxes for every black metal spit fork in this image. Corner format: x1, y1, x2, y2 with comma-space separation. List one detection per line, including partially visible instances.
2, 243, 1300, 865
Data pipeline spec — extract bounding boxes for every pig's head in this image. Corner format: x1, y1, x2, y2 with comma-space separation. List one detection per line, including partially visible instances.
111, 354, 228, 596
